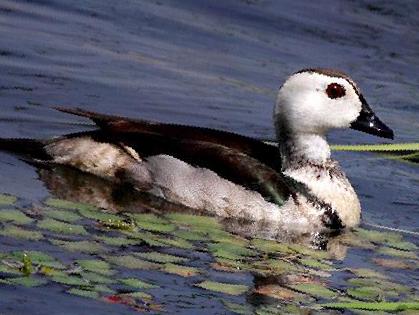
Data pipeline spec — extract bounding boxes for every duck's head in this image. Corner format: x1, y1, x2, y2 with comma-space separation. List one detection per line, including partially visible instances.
274, 68, 394, 139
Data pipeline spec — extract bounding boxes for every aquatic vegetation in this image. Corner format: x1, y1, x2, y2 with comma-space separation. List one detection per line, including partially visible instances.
0, 193, 417, 314
0, 193, 17, 205
195, 280, 248, 296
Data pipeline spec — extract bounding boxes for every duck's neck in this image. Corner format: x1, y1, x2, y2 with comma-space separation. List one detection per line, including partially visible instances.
278, 130, 331, 171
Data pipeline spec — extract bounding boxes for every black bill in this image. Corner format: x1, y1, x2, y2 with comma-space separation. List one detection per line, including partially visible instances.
350, 95, 394, 139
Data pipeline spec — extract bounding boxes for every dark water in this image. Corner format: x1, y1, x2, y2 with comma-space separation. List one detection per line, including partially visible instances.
0, 0, 418, 314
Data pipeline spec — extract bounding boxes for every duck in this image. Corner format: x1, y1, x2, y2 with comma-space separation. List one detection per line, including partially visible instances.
0, 68, 393, 236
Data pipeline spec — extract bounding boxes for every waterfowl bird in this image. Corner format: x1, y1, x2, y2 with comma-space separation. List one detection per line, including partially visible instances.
0, 68, 393, 236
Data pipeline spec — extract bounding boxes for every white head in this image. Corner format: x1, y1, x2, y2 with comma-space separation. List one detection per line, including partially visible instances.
274, 68, 393, 139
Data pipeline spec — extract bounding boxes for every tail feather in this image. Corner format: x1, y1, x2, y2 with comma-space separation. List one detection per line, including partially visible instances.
53, 106, 122, 127
0, 138, 51, 160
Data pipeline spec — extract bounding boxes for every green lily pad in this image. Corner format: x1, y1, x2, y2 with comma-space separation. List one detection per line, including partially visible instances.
347, 278, 410, 293
51, 273, 90, 286
0, 225, 43, 240
8, 276, 48, 287
250, 238, 295, 254
37, 218, 88, 235
347, 286, 384, 301
222, 300, 253, 315
162, 263, 199, 277
166, 213, 221, 232
385, 240, 418, 251
289, 283, 337, 299
104, 255, 160, 270
195, 280, 248, 296
373, 258, 415, 269
50, 240, 106, 254
0, 194, 17, 205
354, 228, 402, 244
121, 291, 153, 300
377, 246, 417, 259
288, 244, 329, 260
67, 288, 99, 299
173, 229, 207, 241
135, 252, 188, 264
76, 259, 113, 276
120, 278, 158, 289
99, 218, 135, 231
81, 271, 114, 285
0, 262, 21, 275
208, 242, 255, 261
212, 258, 250, 272
252, 258, 299, 275
45, 198, 95, 211
130, 213, 175, 233
321, 301, 419, 311
0, 210, 33, 224
299, 258, 335, 271
44, 209, 82, 223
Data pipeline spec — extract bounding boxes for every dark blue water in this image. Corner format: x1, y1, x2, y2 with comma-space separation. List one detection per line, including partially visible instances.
0, 0, 418, 314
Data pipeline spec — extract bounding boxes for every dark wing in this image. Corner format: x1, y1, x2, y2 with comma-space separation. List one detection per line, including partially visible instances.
54, 107, 281, 170
53, 107, 290, 205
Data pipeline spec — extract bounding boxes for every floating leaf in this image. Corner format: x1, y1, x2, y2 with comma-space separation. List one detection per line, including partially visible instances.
376, 247, 417, 259
120, 278, 157, 289
100, 218, 135, 231
37, 218, 88, 235
331, 143, 419, 152
385, 240, 418, 251
289, 283, 337, 299
51, 240, 106, 254
173, 229, 207, 241
222, 300, 253, 315
252, 258, 299, 275
373, 258, 415, 269
8, 276, 47, 287
347, 278, 410, 293
104, 255, 160, 270
67, 288, 99, 299
212, 258, 250, 273
51, 273, 89, 286
130, 214, 175, 233
93, 284, 114, 294
121, 291, 153, 300
209, 242, 255, 261
299, 258, 334, 271
81, 272, 114, 285
0, 194, 17, 205
0, 225, 43, 240
162, 263, 199, 277
288, 244, 329, 260
347, 286, 383, 301
166, 213, 221, 232
76, 259, 113, 276
250, 238, 295, 254
135, 252, 187, 264
321, 301, 419, 311
44, 209, 82, 223
349, 268, 388, 280
45, 198, 95, 211
354, 228, 402, 244
0, 210, 32, 224
195, 280, 248, 296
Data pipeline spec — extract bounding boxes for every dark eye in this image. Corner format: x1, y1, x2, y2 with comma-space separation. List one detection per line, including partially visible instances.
326, 83, 346, 99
